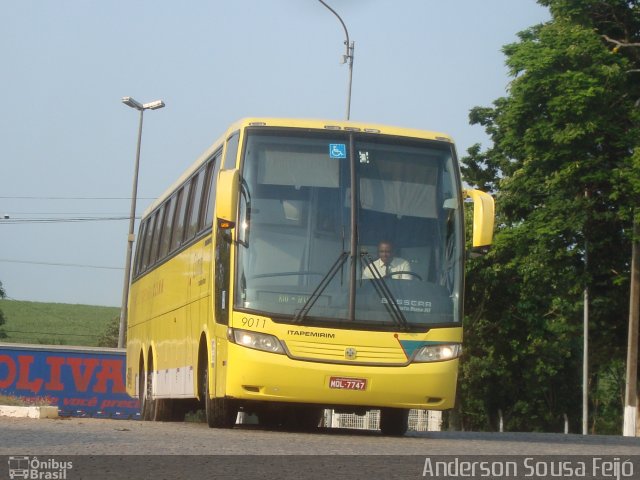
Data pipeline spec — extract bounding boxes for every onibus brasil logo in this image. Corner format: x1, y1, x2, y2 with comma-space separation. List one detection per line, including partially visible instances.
8, 457, 72, 479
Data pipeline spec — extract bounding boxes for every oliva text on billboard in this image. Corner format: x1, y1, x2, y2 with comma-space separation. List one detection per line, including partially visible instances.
0, 344, 140, 419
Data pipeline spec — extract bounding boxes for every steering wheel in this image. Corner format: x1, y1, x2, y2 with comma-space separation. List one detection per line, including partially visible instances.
388, 271, 423, 281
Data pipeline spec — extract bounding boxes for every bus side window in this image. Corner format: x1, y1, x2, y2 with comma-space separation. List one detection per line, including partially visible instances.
158, 194, 176, 260
134, 219, 148, 276
148, 205, 165, 267
171, 184, 190, 251
141, 212, 158, 272
223, 132, 240, 169
186, 169, 205, 241
202, 152, 222, 230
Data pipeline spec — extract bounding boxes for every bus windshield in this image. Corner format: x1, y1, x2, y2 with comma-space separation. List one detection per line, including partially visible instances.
235, 128, 463, 330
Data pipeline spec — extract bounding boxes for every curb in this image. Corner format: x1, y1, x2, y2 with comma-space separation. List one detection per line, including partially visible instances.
0, 405, 59, 419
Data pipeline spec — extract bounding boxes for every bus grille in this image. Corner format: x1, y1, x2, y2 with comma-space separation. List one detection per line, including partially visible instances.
283, 340, 408, 365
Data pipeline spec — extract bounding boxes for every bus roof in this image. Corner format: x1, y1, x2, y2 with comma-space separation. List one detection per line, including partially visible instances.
141, 117, 454, 218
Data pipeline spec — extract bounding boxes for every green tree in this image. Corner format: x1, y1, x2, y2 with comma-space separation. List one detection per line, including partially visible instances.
97, 315, 121, 348
457, 0, 640, 433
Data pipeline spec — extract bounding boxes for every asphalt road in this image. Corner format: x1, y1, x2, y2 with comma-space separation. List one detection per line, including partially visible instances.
1, 417, 638, 479
1, 416, 639, 455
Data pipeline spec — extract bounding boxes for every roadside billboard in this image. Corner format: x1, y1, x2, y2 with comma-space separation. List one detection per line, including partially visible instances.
0, 343, 139, 419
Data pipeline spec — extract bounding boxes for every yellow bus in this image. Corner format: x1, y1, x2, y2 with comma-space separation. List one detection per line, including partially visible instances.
125, 117, 494, 435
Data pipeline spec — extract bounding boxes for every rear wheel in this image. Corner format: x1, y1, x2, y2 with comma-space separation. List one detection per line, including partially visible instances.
201, 363, 237, 428
138, 358, 153, 421
379, 408, 409, 436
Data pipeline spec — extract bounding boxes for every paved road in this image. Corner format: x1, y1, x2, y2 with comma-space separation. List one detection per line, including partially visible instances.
2, 417, 639, 479
1, 416, 639, 456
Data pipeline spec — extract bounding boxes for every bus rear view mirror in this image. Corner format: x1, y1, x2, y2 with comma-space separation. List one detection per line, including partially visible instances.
216, 169, 240, 229
463, 189, 495, 250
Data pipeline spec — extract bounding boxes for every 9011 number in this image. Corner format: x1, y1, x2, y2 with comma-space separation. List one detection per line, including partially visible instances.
241, 317, 266, 329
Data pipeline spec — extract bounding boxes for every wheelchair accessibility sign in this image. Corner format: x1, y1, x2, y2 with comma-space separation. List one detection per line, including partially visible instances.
329, 144, 347, 159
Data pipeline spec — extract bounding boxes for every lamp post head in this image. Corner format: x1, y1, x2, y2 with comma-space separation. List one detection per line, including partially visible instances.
121, 96, 165, 111
143, 100, 165, 110
121, 96, 143, 110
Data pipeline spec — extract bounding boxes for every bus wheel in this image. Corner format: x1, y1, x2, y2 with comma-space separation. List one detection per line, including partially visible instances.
144, 360, 160, 421
139, 360, 153, 421
201, 365, 237, 428
379, 408, 409, 436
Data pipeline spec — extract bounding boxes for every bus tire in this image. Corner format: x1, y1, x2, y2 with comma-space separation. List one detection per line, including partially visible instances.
202, 364, 237, 428
379, 408, 409, 436
139, 357, 153, 421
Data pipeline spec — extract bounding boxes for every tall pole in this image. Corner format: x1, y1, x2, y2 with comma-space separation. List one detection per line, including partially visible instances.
623, 217, 639, 436
118, 97, 165, 349
583, 282, 589, 435
318, 0, 354, 120
583, 188, 589, 435
345, 40, 354, 120
118, 108, 144, 349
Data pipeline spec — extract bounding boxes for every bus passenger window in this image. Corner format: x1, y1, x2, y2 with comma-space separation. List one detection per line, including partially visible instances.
148, 205, 165, 266
141, 212, 158, 272
171, 185, 190, 251
134, 220, 148, 276
202, 153, 221, 230
224, 132, 240, 170
158, 195, 176, 260
186, 169, 205, 240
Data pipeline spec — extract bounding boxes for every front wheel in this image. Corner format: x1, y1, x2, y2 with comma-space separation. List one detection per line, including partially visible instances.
201, 365, 237, 428
379, 408, 409, 436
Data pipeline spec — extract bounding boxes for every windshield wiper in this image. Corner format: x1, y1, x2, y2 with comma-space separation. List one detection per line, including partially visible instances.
361, 252, 410, 331
292, 251, 349, 324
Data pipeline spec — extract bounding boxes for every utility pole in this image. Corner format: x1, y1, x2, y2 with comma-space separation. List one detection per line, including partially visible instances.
118, 97, 165, 349
317, 0, 354, 120
623, 217, 639, 436
583, 189, 589, 435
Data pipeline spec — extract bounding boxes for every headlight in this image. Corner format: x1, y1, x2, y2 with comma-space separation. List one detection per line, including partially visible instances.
229, 328, 285, 354
412, 343, 461, 363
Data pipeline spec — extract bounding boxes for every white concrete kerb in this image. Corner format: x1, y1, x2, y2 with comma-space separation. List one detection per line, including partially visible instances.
0, 405, 59, 419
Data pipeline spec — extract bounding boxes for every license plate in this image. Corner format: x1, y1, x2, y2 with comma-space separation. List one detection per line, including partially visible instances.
329, 376, 367, 390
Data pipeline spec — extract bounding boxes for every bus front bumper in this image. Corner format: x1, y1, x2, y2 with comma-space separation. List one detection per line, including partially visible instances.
224, 343, 458, 410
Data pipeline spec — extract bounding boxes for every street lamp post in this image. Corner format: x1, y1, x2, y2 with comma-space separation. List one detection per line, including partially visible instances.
318, 0, 354, 120
118, 96, 165, 348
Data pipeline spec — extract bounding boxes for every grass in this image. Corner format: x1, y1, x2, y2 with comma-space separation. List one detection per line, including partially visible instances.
0, 299, 119, 347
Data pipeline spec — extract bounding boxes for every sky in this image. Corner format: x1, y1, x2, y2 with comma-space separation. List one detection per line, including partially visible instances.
0, 0, 550, 307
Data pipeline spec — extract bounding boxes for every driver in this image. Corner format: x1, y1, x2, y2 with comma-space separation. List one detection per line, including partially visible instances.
362, 240, 412, 280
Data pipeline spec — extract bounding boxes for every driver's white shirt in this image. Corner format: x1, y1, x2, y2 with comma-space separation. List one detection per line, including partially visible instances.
362, 257, 412, 280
